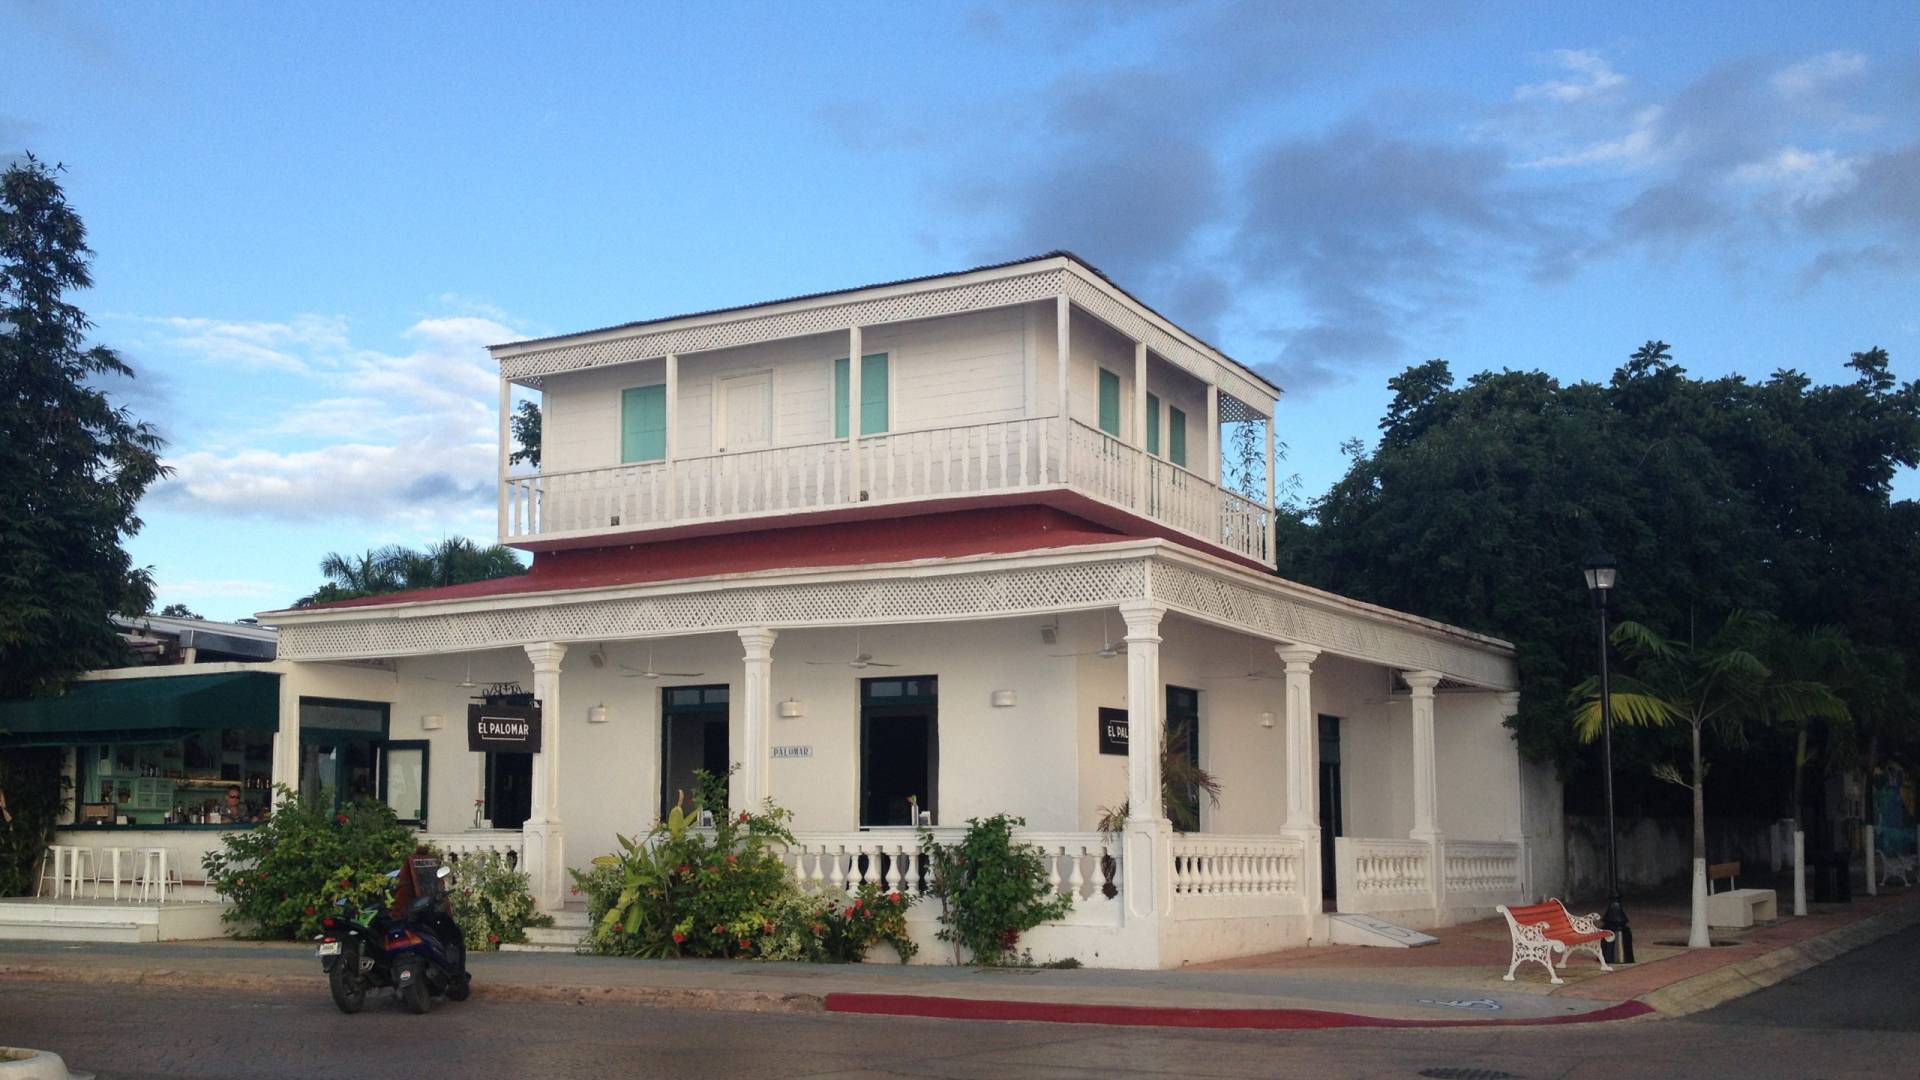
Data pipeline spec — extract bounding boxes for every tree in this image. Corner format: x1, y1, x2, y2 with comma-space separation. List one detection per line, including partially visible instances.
295, 539, 527, 607
157, 603, 204, 619
509, 399, 540, 467
1573, 612, 1846, 947
0, 157, 167, 698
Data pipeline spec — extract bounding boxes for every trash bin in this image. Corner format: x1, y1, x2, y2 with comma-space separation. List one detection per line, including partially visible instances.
1811, 849, 1853, 903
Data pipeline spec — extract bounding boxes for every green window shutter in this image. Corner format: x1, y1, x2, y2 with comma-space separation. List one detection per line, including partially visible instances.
620, 384, 666, 463
1168, 406, 1188, 468
1098, 369, 1121, 436
1146, 393, 1161, 456
835, 353, 890, 437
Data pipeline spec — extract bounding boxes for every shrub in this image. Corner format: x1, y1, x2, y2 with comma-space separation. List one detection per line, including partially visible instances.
920, 814, 1073, 965
0, 749, 69, 898
446, 852, 551, 951
571, 768, 914, 963
203, 786, 417, 939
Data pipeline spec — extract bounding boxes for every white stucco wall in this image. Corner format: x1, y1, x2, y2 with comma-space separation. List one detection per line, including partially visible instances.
1432, 691, 1525, 843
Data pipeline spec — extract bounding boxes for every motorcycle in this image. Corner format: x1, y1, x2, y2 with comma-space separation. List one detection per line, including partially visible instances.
317, 857, 470, 1015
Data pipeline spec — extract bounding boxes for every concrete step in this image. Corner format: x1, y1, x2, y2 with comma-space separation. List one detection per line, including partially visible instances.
521, 924, 586, 947
0, 918, 155, 944
498, 942, 581, 954
548, 909, 591, 930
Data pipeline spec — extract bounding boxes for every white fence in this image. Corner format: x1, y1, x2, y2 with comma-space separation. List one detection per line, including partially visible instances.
420, 830, 525, 869
777, 829, 1121, 913
503, 415, 1274, 566
1333, 836, 1524, 923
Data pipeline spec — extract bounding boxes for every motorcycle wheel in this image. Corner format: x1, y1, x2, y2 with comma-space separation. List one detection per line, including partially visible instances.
328, 958, 367, 1014
399, 969, 432, 1015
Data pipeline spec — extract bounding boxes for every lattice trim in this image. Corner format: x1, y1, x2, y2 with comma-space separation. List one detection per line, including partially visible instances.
501, 269, 1068, 382
1148, 561, 1516, 689
278, 558, 1149, 661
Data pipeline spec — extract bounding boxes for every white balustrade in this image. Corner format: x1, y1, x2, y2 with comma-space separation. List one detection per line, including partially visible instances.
776, 829, 1120, 905
1440, 840, 1523, 898
420, 830, 525, 869
1334, 837, 1435, 909
1168, 835, 1306, 897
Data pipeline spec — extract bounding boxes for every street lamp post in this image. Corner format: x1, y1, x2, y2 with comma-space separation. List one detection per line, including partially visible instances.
1584, 553, 1635, 964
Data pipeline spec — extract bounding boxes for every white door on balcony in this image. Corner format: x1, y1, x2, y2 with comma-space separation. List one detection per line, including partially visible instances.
716, 371, 773, 453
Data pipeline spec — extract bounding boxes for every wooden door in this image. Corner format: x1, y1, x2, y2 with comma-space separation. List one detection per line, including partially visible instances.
717, 371, 773, 453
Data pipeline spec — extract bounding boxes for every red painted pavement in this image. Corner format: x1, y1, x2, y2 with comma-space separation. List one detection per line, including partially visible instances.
821, 993, 1656, 1030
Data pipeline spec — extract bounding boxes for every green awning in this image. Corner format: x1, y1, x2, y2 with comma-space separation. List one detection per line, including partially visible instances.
0, 671, 282, 743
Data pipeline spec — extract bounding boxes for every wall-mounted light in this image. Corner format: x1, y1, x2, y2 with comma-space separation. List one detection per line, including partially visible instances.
778, 698, 806, 719
990, 689, 1017, 708
421, 713, 445, 731
1259, 710, 1276, 729
587, 704, 610, 724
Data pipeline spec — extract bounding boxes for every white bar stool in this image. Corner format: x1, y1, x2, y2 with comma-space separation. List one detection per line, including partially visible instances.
136, 847, 173, 903
34, 845, 70, 898
67, 847, 97, 900
102, 846, 137, 901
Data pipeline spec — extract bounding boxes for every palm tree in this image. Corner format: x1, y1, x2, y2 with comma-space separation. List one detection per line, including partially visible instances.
1094, 720, 1223, 833
1573, 611, 1847, 948
295, 539, 525, 607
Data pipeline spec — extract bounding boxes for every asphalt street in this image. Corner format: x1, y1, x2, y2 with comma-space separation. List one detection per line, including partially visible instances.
5, 926, 1917, 1079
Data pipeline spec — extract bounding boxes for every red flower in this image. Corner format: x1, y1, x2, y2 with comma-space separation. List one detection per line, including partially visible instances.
713, 924, 725, 934
725, 854, 737, 865
303, 905, 316, 916
762, 922, 775, 935
672, 932, 686, 943
335, 814, 349, 825
488, 933, 500, 944
811, 923, 825, 934
613, 923, 624, 934
571, 886, 580, 896
738, 938, 751, 950
677, 864, 691, 875
737, 812, 750, 823
853, 899, 863, 909
888, 891, 902, 904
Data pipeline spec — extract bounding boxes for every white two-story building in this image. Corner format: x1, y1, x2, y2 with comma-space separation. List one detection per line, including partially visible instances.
259, 253, 1552, 967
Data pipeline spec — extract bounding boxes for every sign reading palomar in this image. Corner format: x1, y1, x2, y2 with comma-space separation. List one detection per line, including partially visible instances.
467, 702, 542, 754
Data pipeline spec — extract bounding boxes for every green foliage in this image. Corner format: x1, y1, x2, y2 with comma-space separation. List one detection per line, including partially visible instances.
509, 399, 541, 467
572, 769, 914, 963
203, 788, 419, 939
446, 852, 551, 950
0, 749, 71, 896
919, 814, 1073, 966
157, 603, 204, 619
1281, 343, 1920, 810
0, 156, 168, 697
295, 537, 527, 607
1094, 719, 1222, 833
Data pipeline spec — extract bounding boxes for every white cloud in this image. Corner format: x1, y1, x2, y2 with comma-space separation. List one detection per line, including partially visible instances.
1521, 105, 1666, 169
143, 314, 354, 374
1731, 146, 1861, 207
1517, 49, 1626, 104
1774, 51, 1867, 97
142, 308, 518, 529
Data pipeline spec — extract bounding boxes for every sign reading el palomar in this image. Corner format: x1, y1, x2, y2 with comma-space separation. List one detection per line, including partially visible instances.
1098, 707, 1128, 756
467, 702, 542, 754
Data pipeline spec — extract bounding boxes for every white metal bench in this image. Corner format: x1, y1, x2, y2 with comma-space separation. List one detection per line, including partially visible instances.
1496, 899, 1613, 985
1705, 861, 1776, 927
1879, 852, 1916, 888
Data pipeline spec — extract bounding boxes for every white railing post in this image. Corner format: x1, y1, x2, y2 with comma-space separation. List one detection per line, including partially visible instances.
1056, 295, 1072, 487
497, 376, 512, 541
1132, 340, 1149, 512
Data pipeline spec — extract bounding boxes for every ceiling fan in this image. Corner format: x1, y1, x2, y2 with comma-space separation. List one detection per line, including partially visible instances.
420, 657, 481, 688
807, 631, 899, 670
1201, 642, 1280, 682
1050, 615, 1126, 660
620, 648, 705, 680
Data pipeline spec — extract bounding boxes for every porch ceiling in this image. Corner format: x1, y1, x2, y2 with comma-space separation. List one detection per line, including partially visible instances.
262, 542, 1517, 692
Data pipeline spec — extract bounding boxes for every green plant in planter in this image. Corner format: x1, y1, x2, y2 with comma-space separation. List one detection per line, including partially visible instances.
203, 786, 417, 939
919, 814, 1073, 966
446, 851, 551, 950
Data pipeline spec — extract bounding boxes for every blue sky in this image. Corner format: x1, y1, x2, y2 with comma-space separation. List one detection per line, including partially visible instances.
4, 1, 1917, 620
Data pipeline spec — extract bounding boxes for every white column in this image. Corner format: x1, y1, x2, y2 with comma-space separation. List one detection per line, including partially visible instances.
497, 376, 511, 540
1055, 295, 1072, 483
522, 642, 568, 909
1204, 384, 1220, 484
1276, 646, 1320, 831
271, 669, 300, 807
663, 353, 679, 517
1132, 340, 1149, 510
1404, 670, 1442, 843
846, 327, 862, 501
737, 628, 778, 810
1865, 825, 1877, 896
1118, 600, 1171, 963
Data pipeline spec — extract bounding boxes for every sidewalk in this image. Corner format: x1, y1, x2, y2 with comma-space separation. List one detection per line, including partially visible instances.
2, 886, 1913, 1031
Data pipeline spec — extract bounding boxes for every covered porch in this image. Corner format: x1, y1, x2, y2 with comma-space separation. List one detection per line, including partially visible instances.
264, 539, 1534, 967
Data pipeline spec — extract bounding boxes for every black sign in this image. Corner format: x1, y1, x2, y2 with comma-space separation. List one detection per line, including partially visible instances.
467, 702, 542, 754
1098, 707, 1129, 756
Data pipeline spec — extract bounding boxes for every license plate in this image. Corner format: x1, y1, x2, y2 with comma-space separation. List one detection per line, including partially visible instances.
317, 941, 342, 956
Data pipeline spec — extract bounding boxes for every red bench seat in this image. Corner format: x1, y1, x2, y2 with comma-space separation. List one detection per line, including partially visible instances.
1496, 898, 1615, 984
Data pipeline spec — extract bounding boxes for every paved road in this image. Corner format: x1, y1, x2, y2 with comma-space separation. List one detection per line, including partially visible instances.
4, 930, 1916, 1079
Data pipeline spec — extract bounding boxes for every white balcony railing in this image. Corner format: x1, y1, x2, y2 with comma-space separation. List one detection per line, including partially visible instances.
1169, 834, 1307, 897
776, 829, 1121, 907
505, 415, 1274, 566
1333, 837, 1525, 918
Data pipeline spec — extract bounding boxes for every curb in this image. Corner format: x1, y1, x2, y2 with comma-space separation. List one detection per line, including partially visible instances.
823, 993, 1655, 1030
1638, 900, 1920, 1018
0, 964, 824, 1015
